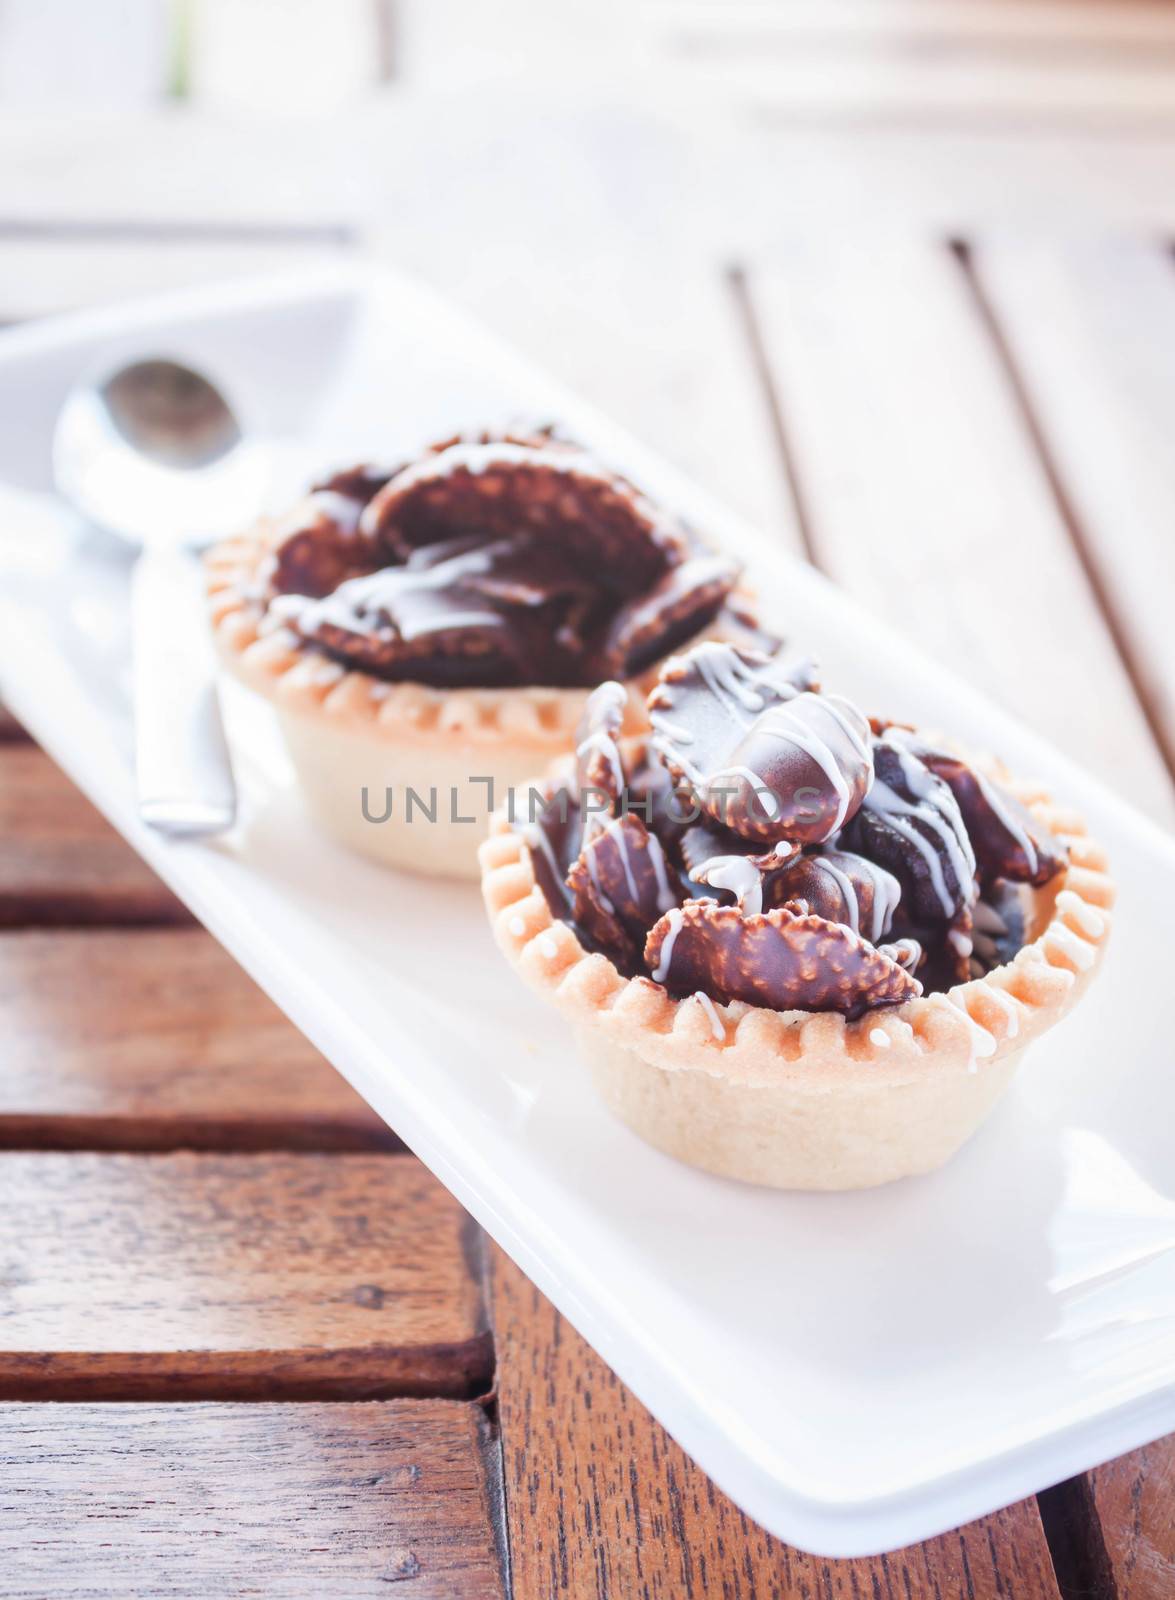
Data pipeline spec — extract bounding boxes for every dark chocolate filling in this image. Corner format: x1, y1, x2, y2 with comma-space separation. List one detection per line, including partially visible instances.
518, 641, 1068, 1020
256, 429, 746, 689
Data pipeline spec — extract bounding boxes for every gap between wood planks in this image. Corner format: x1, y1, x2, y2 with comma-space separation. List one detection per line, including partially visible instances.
729, 247, 1175, 797
953, 238, 1175, 788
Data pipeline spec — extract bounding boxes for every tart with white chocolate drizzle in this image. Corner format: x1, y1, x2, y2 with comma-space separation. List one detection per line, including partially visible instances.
480, 639, 1114, 1190
206, 427, 777, 879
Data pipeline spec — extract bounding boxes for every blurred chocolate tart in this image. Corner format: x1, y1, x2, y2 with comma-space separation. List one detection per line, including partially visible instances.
206, 427, 767, 877
480, 642, 1114, 1189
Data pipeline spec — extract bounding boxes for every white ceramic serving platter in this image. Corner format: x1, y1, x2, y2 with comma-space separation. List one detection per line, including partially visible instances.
0, 264, 1172, 1559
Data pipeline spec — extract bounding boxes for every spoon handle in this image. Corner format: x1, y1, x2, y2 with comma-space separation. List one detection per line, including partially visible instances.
133, 545, 237, 836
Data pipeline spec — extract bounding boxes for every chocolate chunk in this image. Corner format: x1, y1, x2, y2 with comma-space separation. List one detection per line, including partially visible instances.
311, 463, 398, 505
567, 814, 681, 972
575, 681, 629, 806
267, 491, 376, 598
617, 741, 693, 855
769, 847, 902, 940
258, 431, 750, 692
647, 643, 869, 846
274, 535, 608, 687
361, 441, 687, 587
676, 824, 801, 911
310, 423, 574, 508
895, 735, 1066, 888
893, 906, 975, 991
644, 901, 921, 1019
518, 785, 583, 917
710, 691, 874, 846
677, 818, 759, 881
970, 884, 1030, 975
598, 553, 739, 678
840, 735, 977, 924
648, 643, 816, 793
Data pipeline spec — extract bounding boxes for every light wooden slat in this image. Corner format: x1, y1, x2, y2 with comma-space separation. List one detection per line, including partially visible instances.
490, 1247, 1061, 1599
656, 0, 1175, 51
972, 238, 1175, 780
743, 241, 1175, 826
653, 54, 1175, 129
0, 1153, 491, 1399
367, 224, 800, 541
1090, 1441, 1175, 1600
0, 929, 393, 1151
0, 744, 188, 926
0, 238, 349, 322
0, 115, 355, 230
0, 1400, 506, 1600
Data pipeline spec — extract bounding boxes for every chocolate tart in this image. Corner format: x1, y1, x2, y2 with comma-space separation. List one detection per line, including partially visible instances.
479, 644, 1114, 1190
206, 428, 768, 878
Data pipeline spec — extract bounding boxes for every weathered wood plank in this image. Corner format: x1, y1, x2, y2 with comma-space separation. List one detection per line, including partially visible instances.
1090, 1440, 1175, 1600
972, 238, 1175, 782
742, 241, 1175, 826
490, 1247, 1061, 1598
0, 744, 188, 926
367, 226, 804, 540
0, 1153, 491, 1399
0, 1400, 506, 1600
0, 929, 393, 1151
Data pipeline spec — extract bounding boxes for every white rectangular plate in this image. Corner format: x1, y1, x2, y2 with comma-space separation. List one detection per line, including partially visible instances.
1, 264, 1173, 1558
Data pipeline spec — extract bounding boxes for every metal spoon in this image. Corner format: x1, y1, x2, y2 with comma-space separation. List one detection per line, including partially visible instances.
53, 358, 269, 835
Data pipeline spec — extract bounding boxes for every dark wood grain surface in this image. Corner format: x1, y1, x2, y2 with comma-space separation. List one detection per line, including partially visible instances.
1089, 1444, 1175, 1600
0, 1151, 491, 1400
0, 1401, 507, 1600
0, 929, 394, 1151
490, 1247, 1063, 1600
0, 743, 188, 926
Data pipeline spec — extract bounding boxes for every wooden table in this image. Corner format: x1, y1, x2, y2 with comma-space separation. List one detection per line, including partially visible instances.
3, 19, 1175, 1589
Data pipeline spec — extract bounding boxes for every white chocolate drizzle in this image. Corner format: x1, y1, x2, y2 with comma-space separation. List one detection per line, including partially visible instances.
866, 733, 977, 918
878, 938, 923, 979
650, 907, 685, 983
810, 852, 901, 944
604, 817, 640, 903
644, 830, 681, 914
576, 682, 627, 797
981, 985, 1021, 1039
648, 646, 809, 787
695, 854, 764, 916
942, 994, 998, 1073
694, 991, 726, 1042
272, 541, 506, 639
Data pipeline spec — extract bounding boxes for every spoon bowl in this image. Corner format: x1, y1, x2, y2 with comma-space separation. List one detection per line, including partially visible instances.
54, 357, 269, 550
53, 355, 268, 835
